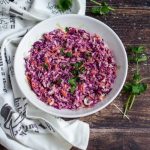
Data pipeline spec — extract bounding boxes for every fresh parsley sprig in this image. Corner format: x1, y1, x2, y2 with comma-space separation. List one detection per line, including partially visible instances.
43, 63, 49, 71
56, 0, 73, 12
91, 0, 114, 15
123, 46, 150, 117
68, 61, 85, 94
68, 77, 80, 93
60, 48, 72, 58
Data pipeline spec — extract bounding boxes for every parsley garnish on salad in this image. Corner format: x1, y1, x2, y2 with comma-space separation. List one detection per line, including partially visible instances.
60, 47, 73, 58
68, 61, 85, 94
68, 78, 77, 93
43, 63, 49, 70
65, 52, 72, 57
65, 27, 69, 32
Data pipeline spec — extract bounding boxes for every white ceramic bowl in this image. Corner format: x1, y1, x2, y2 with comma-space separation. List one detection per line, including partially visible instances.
14, 14, 128, 118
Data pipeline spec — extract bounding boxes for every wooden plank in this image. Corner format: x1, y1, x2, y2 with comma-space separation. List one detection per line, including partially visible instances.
87, 129, 150, 150
86, 9, 150, 46
87, 0, 150, 7
72, 129, 150, 150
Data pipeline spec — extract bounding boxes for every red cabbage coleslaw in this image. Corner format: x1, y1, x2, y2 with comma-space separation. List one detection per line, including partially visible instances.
25, 27, 117, 109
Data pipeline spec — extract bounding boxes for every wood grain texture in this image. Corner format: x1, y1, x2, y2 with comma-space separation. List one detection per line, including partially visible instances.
1, 0, 150, 150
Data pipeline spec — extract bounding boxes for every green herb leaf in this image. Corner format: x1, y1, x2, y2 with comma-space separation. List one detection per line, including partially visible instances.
68, 78, 77, 86
65, 52, 72, 57
60, 47, 65, 54
71, 70, 79, 76
128, 46, 147, 63
137, 83, 147, 93
71, 67, 85, 75
131, 46, 145, 54
73, 61, 83, 68
56, 0, 72, 12
129, 54, 147, 63
75, 76, 80, 82
68, 78, 77, 94
43, 63, 48, 70
131, 84, 141, 95
91, 1, 114, 15
65, 27, 69, 32
100, 2, 114, 15
80, 67, 86, 73
123, 82, 132, 92
68, 77, 80, 85
137, 54, 147, 62
127, 56, 137, 62
133, 73, 141, 82
68, 77, 81, 94
69, 61, 85, 94
131, 83, 147, 95
60, 48, 72, 57
91, 7, 100, 14
70, 85, 76, 93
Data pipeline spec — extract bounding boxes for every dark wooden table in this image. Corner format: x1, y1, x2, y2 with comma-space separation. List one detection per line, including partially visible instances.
1, 0, 150, 150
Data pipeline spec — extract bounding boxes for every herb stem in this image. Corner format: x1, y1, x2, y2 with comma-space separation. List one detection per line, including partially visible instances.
129, 94, 136, 110
113, 104, 130, 120
138, 77, 150, 83
123, 94, 132, 117
136, 54, 139, 74
90, 0, 101, 6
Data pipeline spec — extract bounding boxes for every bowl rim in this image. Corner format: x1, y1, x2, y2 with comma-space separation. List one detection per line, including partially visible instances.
14, 14, 128, 118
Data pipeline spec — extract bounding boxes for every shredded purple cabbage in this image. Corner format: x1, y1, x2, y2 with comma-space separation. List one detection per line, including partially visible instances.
25, 27, 117, 109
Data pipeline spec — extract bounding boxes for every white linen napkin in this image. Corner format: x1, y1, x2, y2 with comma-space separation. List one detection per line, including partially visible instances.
0, 0, 90, 150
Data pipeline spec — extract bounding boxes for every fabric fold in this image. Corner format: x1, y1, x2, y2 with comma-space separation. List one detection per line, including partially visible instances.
27, 103, 90, 150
